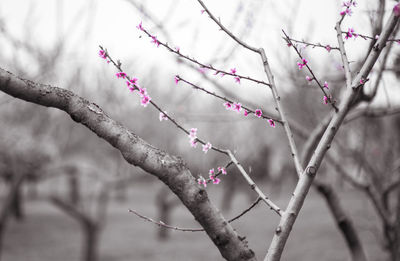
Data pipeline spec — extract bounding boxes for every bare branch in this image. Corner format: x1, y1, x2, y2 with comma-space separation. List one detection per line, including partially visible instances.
128, 196, 262, 232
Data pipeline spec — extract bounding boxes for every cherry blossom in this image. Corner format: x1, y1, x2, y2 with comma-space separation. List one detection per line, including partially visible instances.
218, 167, 227, 175
189, 128, 197, 139
141, 95, 151, 107
268, 119, 276, 128
323, 81, 329, 89
244, 110, 249, 116
151, 36, 160, 47
159, 112, 168, 121
116, 72, 127, 79
345, 28, 357, 40
190, 139, 198, 148
255, 109, 262, 118
202, 142, 212, 153
210, 175, 220, 185
99, 49, 107, 59
306, 76, 312, 81
233, 102, 242, 113
224, 102, 232, 110
174, 76, 180, 85
230, 68, 237, 74
297, 58, 308, 69
234, 76, 241, 84
138, 87, 147, 97
325, 45, 332, 52
323, 96, 329, 104
136, 21, 144, 31
197, 176, 207, 187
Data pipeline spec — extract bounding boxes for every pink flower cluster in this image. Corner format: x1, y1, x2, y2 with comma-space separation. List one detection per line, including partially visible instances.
340, 1, 357, 16
197, 167, 228, 188
99, 49, 152, 108
186, 128, 212, 153
345, 28, 357, 40
297, 58, 308, 69
188, 128, 198, 148
98, 49, 110, 63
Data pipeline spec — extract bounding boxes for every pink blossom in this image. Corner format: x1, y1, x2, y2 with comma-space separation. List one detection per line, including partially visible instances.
174, 76, 180, 85
189, 128, 197, 139
211, 176, 220, 185
397, 40, 400, 45
202, 142, 212, 153
141, 95, 151, 107
136, 21, 144, 31
218, 167, 227, 175
375, 35, 379, 40
198, 67, 207, 74
345, 28, 357, 40
139, 87, 147, 97
323, 81, 329, 89
99, 49, 107, 59
360, 78, 366, 84
201, 9, 206, 14
255, 109, 262, 118
233, 102, 242, 113
323, 96, 329, 104
159, 112, 168, 121
189, 138, 198, 148
175, 46, 180, 53
306, 76, 312, 81
197, 176, 207, 187
234, 76, 241, 84
268, 119, 276, 128
151, 36, 160, 47
224, 102, 232, 110
209, 168, 215, 175
297, 58, 308, 69
230, 68, 237, 74
325, 45, 332, 52
126, 78, 138, 87
394, 3, 400, 16
244, 110, 249, 116
287, 42, 292, 47
116, 72, 127, 79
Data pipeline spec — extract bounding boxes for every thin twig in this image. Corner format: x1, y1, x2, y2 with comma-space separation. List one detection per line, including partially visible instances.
285, 37, 339, 51
139, 27, 271, 87
178, 76, 282, 123
335, 22, 352, 88
226, 150, 283, 216
283, 30, 338, 111
128, 196, 263, 232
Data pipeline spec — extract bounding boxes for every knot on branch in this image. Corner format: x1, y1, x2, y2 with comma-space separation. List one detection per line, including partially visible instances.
306, 166, 317, 177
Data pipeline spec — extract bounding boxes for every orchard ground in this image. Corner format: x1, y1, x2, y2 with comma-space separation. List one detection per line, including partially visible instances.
2, 180, 386, 261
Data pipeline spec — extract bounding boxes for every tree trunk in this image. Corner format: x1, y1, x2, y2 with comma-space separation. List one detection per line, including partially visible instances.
0, 172, 26, 260
83, 222, 99, 261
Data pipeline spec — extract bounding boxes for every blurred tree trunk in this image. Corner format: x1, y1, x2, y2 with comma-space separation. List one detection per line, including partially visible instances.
82, 221, 99, 261
156, 186, 179, 240
0, 172, 26, 261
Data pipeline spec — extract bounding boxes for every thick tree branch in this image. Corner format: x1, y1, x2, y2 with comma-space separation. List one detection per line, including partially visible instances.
0, 68, 256, 261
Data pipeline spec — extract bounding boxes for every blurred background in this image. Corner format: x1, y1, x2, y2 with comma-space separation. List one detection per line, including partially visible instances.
1, 0, 400, 260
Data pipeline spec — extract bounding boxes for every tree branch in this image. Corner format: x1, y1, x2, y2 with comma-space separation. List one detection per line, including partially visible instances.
0, 68, 256, 261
